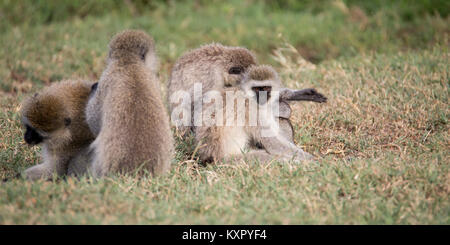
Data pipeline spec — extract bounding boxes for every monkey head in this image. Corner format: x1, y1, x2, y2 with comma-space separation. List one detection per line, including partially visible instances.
221, 46, 257, 87
20, 80, 94, 148
240, 65, 281, 104
107, 30, 158, 72
20, 93, 72, 147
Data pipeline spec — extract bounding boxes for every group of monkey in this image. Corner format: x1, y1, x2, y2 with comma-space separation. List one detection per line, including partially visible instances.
19, 30, 327, 181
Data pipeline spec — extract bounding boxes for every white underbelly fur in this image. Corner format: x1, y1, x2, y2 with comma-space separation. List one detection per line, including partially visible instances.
222, 126, 248, 155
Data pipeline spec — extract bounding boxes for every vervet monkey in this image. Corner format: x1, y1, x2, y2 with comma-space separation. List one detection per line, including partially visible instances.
169, 44, 326, 163
85, 30, 173, 177
168, 43, 257, 134
20, 79, 95, 180
193, 65, 321, 163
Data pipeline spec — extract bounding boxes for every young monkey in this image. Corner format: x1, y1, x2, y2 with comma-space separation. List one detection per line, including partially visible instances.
20, 79, 95, 180
85, 30, 174, 177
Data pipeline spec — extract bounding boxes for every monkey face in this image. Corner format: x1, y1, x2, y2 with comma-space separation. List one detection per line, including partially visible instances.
21, 94, 73, 146
224, 66, 246, 87
251, 86, 272, 104
240, 65, 283, 104
22, 116, 72, 146
223, 48, 256, 87
241, 79, 281, 106
24, 125, 44, 145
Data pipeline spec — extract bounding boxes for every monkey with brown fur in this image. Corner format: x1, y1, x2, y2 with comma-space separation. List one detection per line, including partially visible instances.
168, 43, 257, 135
85, 30, 173, 177
20, 79, 96, 180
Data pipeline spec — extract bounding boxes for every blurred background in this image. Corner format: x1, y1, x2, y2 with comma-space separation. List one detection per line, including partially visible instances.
1, 0, 448, 69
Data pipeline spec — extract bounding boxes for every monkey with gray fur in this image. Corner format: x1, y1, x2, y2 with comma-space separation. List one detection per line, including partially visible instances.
168, 44, 326, 163
20, 79, 96, 180
253, 81, 327, 143
243, 65, 327, 162
85, 30, 173, 177
194, 65, 320, 163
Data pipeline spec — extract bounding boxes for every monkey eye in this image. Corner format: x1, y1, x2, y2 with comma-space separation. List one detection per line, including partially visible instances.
228, 66, 243, 74
64, 118, 71, 126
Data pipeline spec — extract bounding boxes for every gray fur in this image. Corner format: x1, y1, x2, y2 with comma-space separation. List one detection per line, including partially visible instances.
85, 30, 174, 177
168, 44, 316, 163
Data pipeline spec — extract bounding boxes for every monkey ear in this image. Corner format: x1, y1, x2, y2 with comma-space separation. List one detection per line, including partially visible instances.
140, 47, 147, 61
64, 118, 71, 126
90, 83, 98, 97
91, 82, 98, 91
90, 82, 98, 94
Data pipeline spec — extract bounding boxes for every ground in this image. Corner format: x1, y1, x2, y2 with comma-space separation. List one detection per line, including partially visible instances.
0, 0, 448, 224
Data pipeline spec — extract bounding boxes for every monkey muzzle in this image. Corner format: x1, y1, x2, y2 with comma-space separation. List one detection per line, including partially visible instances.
251, 86, 272, 104
24, 125, 44, 145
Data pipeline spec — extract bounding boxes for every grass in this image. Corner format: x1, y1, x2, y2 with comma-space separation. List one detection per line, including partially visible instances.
0, 0, 449, 224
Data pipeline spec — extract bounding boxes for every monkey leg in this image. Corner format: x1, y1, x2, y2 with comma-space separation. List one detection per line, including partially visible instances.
259, 132, 314, 162
23, 163, 54, 180
22, 149, 71, 180
279, 118, 294, 143
224, 149, 287, 164
279, 100, 292, 119
194, 125, 229, 163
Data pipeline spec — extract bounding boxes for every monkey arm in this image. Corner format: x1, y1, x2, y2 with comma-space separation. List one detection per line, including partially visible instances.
194, 125, 225, 163
22, 147, 71, 180
279, 118, 294, 142
280, 88, 327, 103
22, 163, 55, 181
67, 146, 94, 177
279, 100, 291, 119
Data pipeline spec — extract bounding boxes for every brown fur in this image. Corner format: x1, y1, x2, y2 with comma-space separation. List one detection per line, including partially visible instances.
86, 30, 173, 177
168, 43, 257, 122
247, 64, 278, 81
169, 43, 256, 90
20, 79, 95, 180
